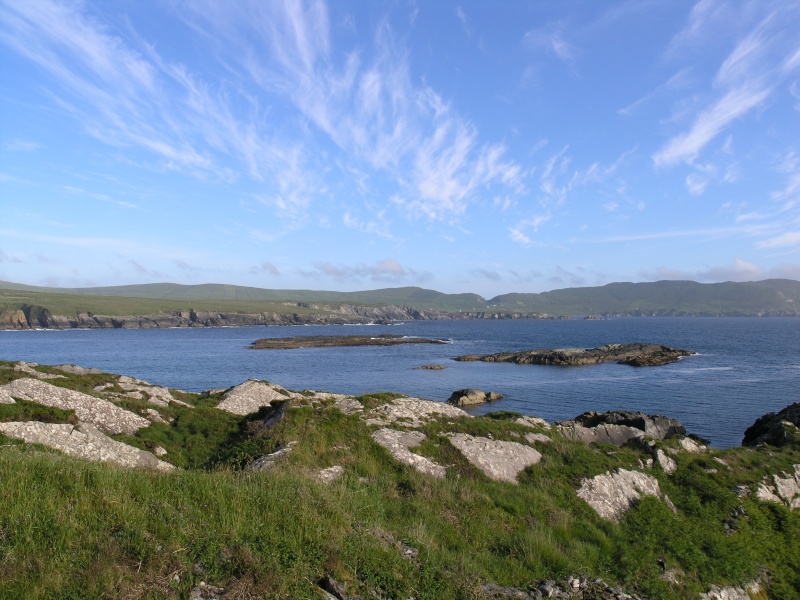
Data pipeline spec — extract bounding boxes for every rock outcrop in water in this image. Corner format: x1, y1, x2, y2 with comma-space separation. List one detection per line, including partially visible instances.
558, 410, 686, 446
456, 343, 694, 366
249, 333, 447, 349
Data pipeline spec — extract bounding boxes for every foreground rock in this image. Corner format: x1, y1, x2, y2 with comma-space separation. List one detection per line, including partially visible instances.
1, 378, 150, 435
249, 333, 447, 349
365, 396, 469, 428
456, 343, 694, 367
742, 401, 800, 447
448, 433, 541, 483
757, 464, 800, 509
447, 388, 503, 407
558, 410, 686, 446
577, 469, 675, 522
0, 421, 174, 471
216, 380, 298, 415
371, 429, 446, 478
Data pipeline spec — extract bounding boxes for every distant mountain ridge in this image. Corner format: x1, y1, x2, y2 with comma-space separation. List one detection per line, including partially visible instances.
1, 278, 799, 317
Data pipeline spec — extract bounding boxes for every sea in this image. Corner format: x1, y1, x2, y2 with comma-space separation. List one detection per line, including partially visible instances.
1, 317, 798, 448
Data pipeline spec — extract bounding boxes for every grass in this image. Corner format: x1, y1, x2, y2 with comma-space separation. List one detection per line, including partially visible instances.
1, 364, 800, 597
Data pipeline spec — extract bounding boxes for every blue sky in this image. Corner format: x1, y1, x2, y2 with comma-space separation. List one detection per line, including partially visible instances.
1, 0, 799, 297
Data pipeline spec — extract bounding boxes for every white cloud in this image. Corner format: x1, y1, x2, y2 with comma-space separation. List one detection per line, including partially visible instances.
757, 232, 800, 249
309, 258, 418, 283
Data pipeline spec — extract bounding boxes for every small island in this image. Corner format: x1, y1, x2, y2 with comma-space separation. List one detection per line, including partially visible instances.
250, 333, 448, 349
455, 342, 694, 367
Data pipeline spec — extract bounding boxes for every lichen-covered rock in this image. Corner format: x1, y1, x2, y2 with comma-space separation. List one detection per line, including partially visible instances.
559, 423, 645, 446
13, 361, 64, 380
117, 375, 187, 407
371, 428, 446, 478
678, 437, 707, 453
558, 410, 685, 447
700, 581, 762, 599
54, 364, 103, 375
577, 469, 674, 522
447, 433, 541, 483
515, 415, 551, 429
1, 378, 150, 435
756, 464, 800, 509
246, 441, 298, 471
317, 465, 344, 484
216, 379, 297, 415
365, 396, 469, 428
0, 388, 14, 404
655, 449, 677, 474
0, 421, 174, 471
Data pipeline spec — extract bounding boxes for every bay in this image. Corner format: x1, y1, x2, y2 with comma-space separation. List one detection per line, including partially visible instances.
1, 317, 798, 448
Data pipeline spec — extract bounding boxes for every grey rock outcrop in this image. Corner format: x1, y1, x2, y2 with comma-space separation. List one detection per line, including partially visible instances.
371, 428, 446, 478
0, 388, 14, 404
577, 468, 675, 522
558, 410, 685, 447
216, 380, 297, 416
743, 402, 800, 447
1, 378, 150, 435
447, 388, 503, 407
456, 343, 694, 367
246, 441, 298, 471
756, 464, 800, 509
365, 396, 469, 428
447, 433, 541, 483
0, 421, 174, 471
700, 582, 762, 600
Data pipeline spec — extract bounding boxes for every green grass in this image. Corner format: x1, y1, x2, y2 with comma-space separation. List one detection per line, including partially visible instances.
2, 369, 800, 598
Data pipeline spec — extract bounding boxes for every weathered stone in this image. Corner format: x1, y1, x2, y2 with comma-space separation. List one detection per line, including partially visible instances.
448, 388, 503, 406
332, 396, 363, 415
1, 378, 149, 435
317, 465, 344, 484
371, 428, 446, 478
572, 410, 685, 439
700, 581, 762, 600
189, 583, 225, 600
655, 449, 677, 474
54, 364, 103, 375
525, 432, 552, 444
0, 421, 174, 471
247, 441, 298, 471
756, 464, 800, 509
678, 437, 707, 453
743, 402, 800, 447
577, 469, 674, 522
216, 380, 297, 416
559, 423, 645, 446
515, 415, 551, 429
117, 375, 186, 407
14, 361, 64, 380
447, 433, 541, 483
0, 388, 14, 404
365, 396, 469, 428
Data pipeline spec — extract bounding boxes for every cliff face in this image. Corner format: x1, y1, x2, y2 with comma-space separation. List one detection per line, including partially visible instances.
0, 304, 557, 330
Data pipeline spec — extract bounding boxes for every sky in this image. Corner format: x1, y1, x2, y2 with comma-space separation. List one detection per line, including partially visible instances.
1, 0, 799, 298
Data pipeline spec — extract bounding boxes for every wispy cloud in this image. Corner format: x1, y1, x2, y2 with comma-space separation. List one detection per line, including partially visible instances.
522, 23, 578, 63
250, 262, 281, 276
654, 3, 800, 167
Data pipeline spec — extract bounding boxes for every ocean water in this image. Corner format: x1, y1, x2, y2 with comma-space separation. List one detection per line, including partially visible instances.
1, 317, 798, 448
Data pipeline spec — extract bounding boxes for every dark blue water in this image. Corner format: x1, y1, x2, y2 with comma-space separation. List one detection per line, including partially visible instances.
2, 318, 798, 447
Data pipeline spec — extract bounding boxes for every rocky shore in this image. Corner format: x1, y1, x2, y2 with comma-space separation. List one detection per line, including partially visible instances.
456, 343, 695, 367
0, 303, 565, 330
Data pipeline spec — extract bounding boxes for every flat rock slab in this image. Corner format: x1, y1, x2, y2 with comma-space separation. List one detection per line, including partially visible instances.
1, 378, 150, 435
559, 423, 645, 447
448, 433, 542, 483
365, 397, 469, 428
216, 380, 297, 415
456, 343, 694, 367
0, 421, 174, 471
14, 361, 64, 379
250, 333, 448, 349
577, 468, 674, 522
371, 428, 446, 478
116, 375, 186, 407
0, 388, 14, 404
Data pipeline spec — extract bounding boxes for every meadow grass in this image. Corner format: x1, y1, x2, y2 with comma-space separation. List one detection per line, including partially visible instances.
1, 368, 799, 598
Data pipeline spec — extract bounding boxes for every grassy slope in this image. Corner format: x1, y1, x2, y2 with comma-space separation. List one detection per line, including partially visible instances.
1, 362, 799, 598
